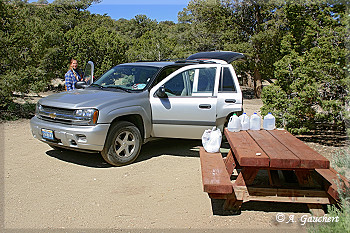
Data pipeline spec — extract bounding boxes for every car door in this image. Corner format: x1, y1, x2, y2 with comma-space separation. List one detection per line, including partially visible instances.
216, 65, 243, 127
150, 64, 221, 139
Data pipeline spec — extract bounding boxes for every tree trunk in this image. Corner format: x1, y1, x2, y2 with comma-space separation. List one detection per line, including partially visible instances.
253, 3, 263, 99
254, 67, 262, 98
245, 72, 254, 88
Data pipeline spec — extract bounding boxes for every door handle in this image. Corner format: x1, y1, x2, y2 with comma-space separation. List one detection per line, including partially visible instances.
199, 104, 211, 109
225, 99, 236, 103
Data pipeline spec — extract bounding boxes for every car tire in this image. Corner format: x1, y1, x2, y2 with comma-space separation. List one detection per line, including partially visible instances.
101, 121, 142, 166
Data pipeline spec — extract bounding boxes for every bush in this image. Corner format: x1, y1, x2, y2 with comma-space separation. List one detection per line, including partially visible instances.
308, 149, 350, 233
0, 102, 36, 121
261, 3, 347, 135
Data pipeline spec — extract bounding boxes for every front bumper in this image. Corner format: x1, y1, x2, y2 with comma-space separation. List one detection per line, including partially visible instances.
30, 116, 110, 152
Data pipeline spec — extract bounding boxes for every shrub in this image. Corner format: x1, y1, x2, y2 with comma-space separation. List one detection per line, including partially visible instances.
0, 102, 36, 121
308, 150, 350, 232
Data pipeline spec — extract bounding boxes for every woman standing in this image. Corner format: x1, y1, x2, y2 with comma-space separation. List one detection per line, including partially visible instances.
65, 59, 82, 91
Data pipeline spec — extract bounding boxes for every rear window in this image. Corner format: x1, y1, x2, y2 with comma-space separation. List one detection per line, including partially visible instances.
219, 67, 236, 92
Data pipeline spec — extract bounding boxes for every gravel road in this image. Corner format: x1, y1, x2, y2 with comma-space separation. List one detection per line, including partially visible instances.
1, 99, 316, 232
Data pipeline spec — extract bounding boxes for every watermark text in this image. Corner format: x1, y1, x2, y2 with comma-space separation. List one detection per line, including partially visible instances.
275, 213, 339, 225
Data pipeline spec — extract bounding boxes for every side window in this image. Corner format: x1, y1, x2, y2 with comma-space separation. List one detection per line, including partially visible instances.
194, 68, 216, 95
163, 69, 194, 96
153, 66, 184, 87
219, 67, 237, 92
162, 67, 217, 97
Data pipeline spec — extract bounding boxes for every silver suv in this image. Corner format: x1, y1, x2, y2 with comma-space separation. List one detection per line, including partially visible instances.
30, 51, 244, 166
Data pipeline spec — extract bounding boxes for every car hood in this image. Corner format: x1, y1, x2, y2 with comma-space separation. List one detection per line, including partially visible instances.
38, 89, 140, 109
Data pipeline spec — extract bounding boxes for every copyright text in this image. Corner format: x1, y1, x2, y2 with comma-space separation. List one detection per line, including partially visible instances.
275, 213, 340, 225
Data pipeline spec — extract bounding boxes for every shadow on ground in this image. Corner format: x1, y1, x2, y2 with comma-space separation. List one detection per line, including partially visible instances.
45, 138, 326, 217
211, 199, 311, 216
297, 131, 348, 147
45, 138, 202, 168
46, 149, 112, 168
135, 138, 202, 163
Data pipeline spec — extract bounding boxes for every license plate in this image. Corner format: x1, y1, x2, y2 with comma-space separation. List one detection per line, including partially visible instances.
42, 129, 54, 140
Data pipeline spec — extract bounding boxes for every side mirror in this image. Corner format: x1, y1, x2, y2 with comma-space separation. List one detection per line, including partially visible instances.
156, 86, 167, 98
75, 81, 88, 89
83, 61, 94, 85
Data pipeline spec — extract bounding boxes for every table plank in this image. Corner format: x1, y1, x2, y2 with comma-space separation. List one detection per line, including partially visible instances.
224, 150, 236, 175
315, 168, 349, 201
199, 147, 233, 194
224, 129, 269, 167
269, 130, 330, 169
248, 130, 300, 169
240, 187, 330, 204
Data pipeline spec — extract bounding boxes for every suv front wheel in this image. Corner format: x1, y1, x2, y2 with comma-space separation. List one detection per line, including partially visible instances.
101, 121, 142, 166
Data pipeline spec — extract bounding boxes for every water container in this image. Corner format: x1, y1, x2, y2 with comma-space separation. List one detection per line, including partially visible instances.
228, 114, 241, 132
263, 112, 276, 130
240, 113, 250, 130
250, 113, 261, 130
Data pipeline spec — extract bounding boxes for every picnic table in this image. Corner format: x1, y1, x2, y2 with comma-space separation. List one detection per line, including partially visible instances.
199, 128, 349, 215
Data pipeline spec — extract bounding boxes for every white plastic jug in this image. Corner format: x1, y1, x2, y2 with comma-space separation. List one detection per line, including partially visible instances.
263, 112, 276, 130
240, 113, 250, 130
202, 127, 222, 153
250, 113, 261, 130
228, 114, 241, 132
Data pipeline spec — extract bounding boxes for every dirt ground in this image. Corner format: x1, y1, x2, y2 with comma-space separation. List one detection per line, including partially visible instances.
1, 98, 346, 232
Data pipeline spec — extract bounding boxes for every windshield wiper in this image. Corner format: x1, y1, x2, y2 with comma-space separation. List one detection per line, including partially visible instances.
104, 86, 132, 93
90, 83, 101, 88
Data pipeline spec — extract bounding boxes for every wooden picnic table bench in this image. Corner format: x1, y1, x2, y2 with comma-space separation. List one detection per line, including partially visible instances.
199, 128, 349, 215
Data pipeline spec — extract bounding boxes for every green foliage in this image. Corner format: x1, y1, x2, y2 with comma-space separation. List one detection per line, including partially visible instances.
126, 25, 177, 62
308, 150, 350, 233
260, 85, 289, 127
261, 2, 347, 134
0, 101, 36, 121
179, 0, 286, 97
52, 0, 101, 11
64, 18, 127, 77
178, 0, 229, 51
332, 149, 350, 179
0, 0, 127, 110
0, 0, 348, 134
309, 201, 350, 233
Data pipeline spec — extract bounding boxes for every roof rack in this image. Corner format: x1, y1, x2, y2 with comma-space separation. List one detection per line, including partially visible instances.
187, 51, 245, 63
175, 59, 219, 64
135, 58, 186, 63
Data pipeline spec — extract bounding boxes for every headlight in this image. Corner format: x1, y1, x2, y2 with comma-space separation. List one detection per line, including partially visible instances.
35, 103, 43, 115
73, 109, 99, 125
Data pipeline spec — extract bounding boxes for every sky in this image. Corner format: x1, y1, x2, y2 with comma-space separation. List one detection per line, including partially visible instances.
88, 0, 191, 22
29, 0, 191, 22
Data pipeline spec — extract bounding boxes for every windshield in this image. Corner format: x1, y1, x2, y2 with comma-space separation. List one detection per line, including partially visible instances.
93, 65, 160, 91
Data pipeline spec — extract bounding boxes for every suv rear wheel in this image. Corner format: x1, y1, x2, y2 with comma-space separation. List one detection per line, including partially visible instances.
101, 121, 142, 166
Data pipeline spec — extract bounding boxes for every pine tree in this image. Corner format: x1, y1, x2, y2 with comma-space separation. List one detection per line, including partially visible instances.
261, 1, 348, 134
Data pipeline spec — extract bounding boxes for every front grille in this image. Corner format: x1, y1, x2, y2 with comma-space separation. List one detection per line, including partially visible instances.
39, 106, 75, 124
